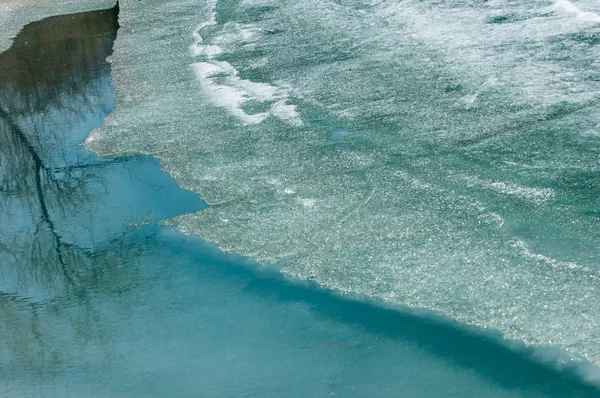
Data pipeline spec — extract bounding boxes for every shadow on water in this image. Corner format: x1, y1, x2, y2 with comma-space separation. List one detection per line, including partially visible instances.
0, 3, 599, 397
230, 257, 600, 395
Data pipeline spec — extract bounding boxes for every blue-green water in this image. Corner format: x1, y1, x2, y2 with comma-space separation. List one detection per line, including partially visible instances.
1, 2, 600, 397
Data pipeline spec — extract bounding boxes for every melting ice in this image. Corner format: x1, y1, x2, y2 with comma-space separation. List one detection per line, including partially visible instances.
86, 0, 600, 369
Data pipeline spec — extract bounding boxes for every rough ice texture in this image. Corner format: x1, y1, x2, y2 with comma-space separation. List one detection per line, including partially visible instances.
87, 0, 600, 369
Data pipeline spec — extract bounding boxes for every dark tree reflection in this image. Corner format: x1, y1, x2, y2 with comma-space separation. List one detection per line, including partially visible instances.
0, 6, 120, 292
0, 5, 203, 388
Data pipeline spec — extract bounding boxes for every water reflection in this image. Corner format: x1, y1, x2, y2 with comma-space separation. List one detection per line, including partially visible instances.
0, 5, 204, 392
1, 5, 599, 398
0, 6, 117, 295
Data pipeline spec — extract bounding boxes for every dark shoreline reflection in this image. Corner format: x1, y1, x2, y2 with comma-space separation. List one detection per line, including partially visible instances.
0, 6, 120, 297
0, 5, 205, 392
0, 5, 600, 398
0, 7, 119, 114
0, 4, 204, 296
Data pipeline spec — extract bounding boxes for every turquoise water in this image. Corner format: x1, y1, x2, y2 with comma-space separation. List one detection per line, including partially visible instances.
1, 2, 600, 397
